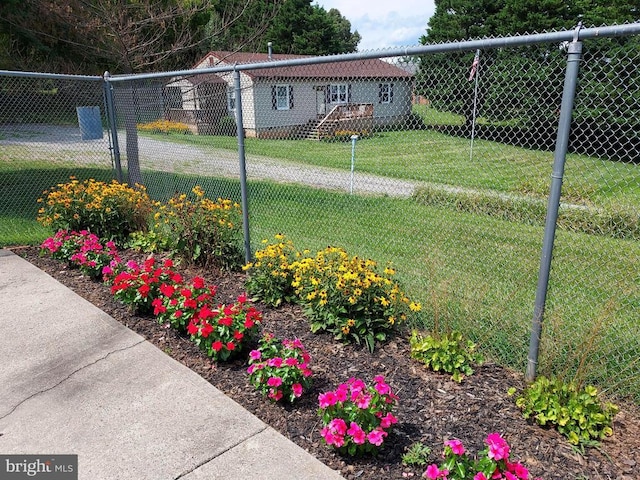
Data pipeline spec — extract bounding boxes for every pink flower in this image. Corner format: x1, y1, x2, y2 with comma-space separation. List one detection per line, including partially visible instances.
284, 357, 299, 367
247, 365, 256, 374
380, 412, 398, 429
474, 473, 488, 480
366, 428, 387, 446
486, 433, 510, 461
268, 389, 283, 401
249, 350, 261, 361
292, 383, 303, 397
328, 418, 347, 435
444, 439, 465, 456
356, 393, 372, 409
267, 377, 283, 387
346, 422, 366, 444
267, 357, 283, 368
321, 427, 344, 448
318, 391, 338, 408
424, 464, 449, 479
508, 462, 529, 480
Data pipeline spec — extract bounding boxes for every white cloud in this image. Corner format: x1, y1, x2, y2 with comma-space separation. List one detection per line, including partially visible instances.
314, 0, 436, 50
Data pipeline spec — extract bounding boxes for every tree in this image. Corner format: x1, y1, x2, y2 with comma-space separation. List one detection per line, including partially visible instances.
207, 0, 360, 55
416, 0, 640, 161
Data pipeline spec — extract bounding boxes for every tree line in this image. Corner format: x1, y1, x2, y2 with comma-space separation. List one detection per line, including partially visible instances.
0, 0, 361, 74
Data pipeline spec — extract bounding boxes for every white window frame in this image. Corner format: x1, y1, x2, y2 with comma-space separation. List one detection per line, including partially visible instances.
330, 84, 348, 104
380, 83, 392, 104
227, 88, 236, 114
276, 84, 290, 110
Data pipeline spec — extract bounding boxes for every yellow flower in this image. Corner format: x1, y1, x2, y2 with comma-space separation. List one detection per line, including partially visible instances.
347, 319, 356, 327
388, 316, 395, 325
409, 302, 422, 312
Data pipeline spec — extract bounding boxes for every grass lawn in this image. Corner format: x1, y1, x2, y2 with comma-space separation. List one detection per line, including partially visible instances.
142, 127, 640, 209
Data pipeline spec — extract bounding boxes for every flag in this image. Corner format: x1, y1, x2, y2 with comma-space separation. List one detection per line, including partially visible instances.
468, 50, 480, 81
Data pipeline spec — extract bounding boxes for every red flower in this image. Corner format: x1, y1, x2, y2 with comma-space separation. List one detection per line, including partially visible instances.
181, 288, 192, 298
138, 284, 150, 297
218, 316, 233, 327
237, 293, 247, 304
233, 330, 244, 341
192, 276, 205, 289
160, 283, 175, 297
212, 340, 223, 352
226, 341, 236, 351
187, 321, 199, 335
184, 298, 197, 309
198, 305, 215, 320
200, 322, 214, 338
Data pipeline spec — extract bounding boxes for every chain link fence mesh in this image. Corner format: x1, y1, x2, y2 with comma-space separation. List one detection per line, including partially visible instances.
1, 29, 638, 403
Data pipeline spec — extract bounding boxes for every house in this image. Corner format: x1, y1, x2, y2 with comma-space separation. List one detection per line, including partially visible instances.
165, 51, 414, 139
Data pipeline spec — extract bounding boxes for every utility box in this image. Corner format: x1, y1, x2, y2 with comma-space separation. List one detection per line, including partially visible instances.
76, 106, 103, 140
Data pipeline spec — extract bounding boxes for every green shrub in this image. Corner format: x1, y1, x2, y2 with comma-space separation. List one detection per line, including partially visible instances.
37, 177, 152, 245
291, 246, 421, 352
152, 186, 244, 270
409, 330, 483, 382
509, 375, 618, 445
402, 442, 432, 467
243, 233, 300, 306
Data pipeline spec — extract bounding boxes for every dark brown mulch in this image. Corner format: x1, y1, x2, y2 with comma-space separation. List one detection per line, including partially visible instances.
12, 245, 640, 479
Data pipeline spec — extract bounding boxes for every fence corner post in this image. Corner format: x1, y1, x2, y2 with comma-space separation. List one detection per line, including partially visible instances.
526, 23, 584, 383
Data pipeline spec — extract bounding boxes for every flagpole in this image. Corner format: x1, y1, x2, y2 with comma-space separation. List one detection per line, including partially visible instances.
469, 49, 480, 162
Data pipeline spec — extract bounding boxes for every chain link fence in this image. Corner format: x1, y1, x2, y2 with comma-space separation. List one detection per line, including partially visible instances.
1, 26, 639, 403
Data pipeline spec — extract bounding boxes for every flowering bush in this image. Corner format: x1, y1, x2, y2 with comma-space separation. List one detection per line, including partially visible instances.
152, 276, 218, 332
291, 246, 421, 352
318, 376, 398, 456
109, 257, 181, 313
152, 186, 243, 270
187, 293, 262, 362
243, 234, 300, 306
247, 333, 313, 402
137, 119, 192, 135
424, 433, 540, 480
40, 230, 120, 279
37, 177, 152, 245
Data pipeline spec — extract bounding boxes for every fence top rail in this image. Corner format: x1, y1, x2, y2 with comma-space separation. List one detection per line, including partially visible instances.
0, 70, 102, 81
106, 23, 640, 83
1, 23, 638, 83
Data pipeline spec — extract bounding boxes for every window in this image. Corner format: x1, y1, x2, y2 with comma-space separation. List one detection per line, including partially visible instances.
271, 85, 293, 110
379, 83, 393, 104
227, 88, 236, 113
330, 84, 348, 104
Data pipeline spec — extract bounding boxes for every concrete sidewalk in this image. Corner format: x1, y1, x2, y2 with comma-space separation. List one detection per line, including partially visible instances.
0, 249, 343, 479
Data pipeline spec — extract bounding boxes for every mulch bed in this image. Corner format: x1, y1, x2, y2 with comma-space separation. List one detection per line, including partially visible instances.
12, 245, 640, 479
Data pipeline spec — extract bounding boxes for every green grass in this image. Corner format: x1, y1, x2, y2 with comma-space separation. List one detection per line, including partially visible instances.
141, 127, 640, 209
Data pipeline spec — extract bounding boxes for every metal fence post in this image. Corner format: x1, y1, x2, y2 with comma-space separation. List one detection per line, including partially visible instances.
526, 24, 584, 383
103, 71, 123, 183
234, 68, 252, 263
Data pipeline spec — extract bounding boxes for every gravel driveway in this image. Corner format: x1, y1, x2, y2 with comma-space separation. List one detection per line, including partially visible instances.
1, 124, 418, 198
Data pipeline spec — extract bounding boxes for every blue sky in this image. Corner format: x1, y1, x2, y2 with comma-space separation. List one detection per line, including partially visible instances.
314, 1, 436, 51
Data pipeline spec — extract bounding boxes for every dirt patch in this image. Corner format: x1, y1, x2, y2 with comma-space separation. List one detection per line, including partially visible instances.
13, 246, 640, 479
